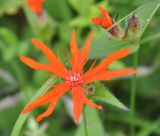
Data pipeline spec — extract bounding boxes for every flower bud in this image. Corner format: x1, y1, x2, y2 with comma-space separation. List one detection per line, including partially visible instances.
127, 14, 140, 33
123, 14, 140, 42
109, 24, 123, 40
36, 11, 48, 27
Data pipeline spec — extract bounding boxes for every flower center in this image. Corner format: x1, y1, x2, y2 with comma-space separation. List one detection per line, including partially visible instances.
65, 73, 84, 87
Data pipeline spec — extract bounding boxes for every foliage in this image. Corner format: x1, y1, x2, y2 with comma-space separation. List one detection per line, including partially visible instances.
0, 0, 160, 136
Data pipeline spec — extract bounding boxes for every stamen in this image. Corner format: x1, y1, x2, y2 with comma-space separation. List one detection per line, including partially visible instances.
65, 72, 84, 87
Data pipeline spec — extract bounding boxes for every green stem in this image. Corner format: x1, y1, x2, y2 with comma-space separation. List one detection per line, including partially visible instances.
130, 51, 138, 136
83, 108, 88, 136
22, 1, 40, 38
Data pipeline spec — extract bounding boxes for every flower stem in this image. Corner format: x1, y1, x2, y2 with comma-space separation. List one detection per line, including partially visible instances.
22, 1, 40, 37
130, 51, 138, 136
83, 108, 88, 136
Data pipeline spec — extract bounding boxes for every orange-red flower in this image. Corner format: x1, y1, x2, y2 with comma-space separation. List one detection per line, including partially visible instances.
26, 0, 45, 15
92, 6, 113, 29
20, 30, 137, 123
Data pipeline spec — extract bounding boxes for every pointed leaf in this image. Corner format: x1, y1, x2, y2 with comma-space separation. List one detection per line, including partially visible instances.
89, 0, 160, 58
92, 82, 129, 111
11, 1, 160, 135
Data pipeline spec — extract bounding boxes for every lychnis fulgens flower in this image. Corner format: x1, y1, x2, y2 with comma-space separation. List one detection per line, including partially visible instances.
26, 0, 45, 16
92, 6, 123, 39
20, 30, 137, 123
92, 6, 113, 29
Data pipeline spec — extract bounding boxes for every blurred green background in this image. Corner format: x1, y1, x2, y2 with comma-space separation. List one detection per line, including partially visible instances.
0, 0, 160, 136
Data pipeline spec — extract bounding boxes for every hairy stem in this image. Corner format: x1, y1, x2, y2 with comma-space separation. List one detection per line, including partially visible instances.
130, 51, 138, 136
83, 108, 88, 136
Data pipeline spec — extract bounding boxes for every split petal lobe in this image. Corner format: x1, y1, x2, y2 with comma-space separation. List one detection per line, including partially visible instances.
101, 48, 131, 67
22, 88, 59, 113
84, 68, 138, 83
22, 95, 50, 113
31, 38, 67, 76
98, 6, 112, 25
83, 98, 103, 110
36, 100, 56, 122
22, 83, 69, 114
82, 89, 103, 110
92, 17, 103, 25
98, 6, 109, 18
97, 48, 132, 71
70, 30, 80, 55
103, 68, 139, 80
72, 86, 103, 123
31, 38, 59, 64
77, 32, 93, 72
72, 87, 83, 123
92, 6, 112, 29
81, 32, 93, 58
102, 18, 113, 28
70, 30, 80, 72
84, 49, 132, 80
19, 56, 52, 71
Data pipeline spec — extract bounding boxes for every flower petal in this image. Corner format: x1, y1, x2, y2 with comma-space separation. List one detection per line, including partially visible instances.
31, 38, 68, 77
84, 68, 138, 83
70, 30, 80, 57
26, 0, 44, 15
72, 87, 83, 123
83, 49, 131, 82
81, 89, 103, 110
22, 83, 69, 115
36, 100, 56, 122
102, 68, 138, 80
102, 18, 113, 28
81, 32, 93, 61
70, 30, 80, 72
77, 32, 93, 72
19, 56, 53, 72
91, 6, 112, 29
92, 17, 112, 28
98, 6, 112, 25
92, 17, 104, 25
72, 86, 102, 123
69, 31, 93, 73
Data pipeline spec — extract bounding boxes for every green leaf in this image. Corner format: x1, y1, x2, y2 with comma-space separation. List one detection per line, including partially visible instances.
136, 120, 160, 136
0, 27, 19, 62
11, 1, 160, 135
69, 1, 109, 28
11, 77, 55, 136
70, 17, 90, 27
68, 0, 95, 15
89, 0, 160, 59
138, 0, 160, 38
91, 82, 129, 111
0, 28, 18, 45
45, 0, 72, 20
0, 0, 22, 16
75, 107, 104, 136
18, 40, 31, 56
